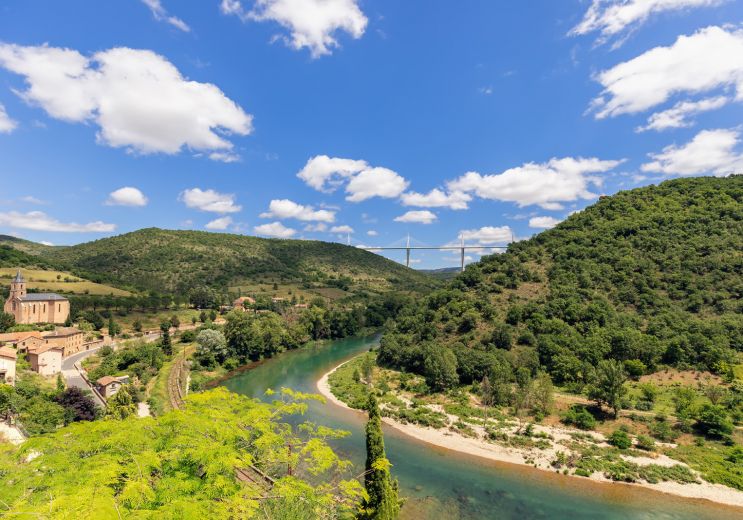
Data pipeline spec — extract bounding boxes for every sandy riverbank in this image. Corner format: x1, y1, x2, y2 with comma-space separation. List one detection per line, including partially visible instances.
317, 362, 743, 509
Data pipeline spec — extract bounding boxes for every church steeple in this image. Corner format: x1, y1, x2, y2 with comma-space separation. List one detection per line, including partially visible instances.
10, 269, 26, 298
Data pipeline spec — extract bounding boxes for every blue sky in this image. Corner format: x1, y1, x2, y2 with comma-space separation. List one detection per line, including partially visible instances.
0, 0, 742, 268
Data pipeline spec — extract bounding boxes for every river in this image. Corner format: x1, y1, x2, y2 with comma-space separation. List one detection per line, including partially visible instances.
222, 334, 741, 520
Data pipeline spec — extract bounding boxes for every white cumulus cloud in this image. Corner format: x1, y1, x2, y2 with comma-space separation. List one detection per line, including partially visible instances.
570, 0, 724, 45
641, 128, 743, 176
221, 0, 367, 58
298, 155, 409, 202
400, 188, 471, 210
345, 167, 409, 202
366, 230, 378, 236
590, 26, 743, 119
0, 211, 115, 233
330, 224, 354, 233
459, 226, 513, 245
205, 216, 233, 230
141, 0, 190, 32
260, 199, 335, 222
447, 157, 622, 210
303, 223, 328, 232
637, 96, 729, 132
0, 44, 253, 158
106, 187, 148, 207
179, 188, 242, 213
529, 216, 562, 229
254, 221, 297, 238
0, 103, 17, 133
394, 210, 437, 224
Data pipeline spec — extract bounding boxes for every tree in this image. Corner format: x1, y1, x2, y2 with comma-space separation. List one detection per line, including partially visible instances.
361, 394, 400, 520
423, 348, 458, 392
199, 310, 208, 323
532, 371, 554, 416
195, 329, 228, 365
56, 373, 65, 392
160, 321, 173, 356
587, 359, 627, 418
170, 314, 181, 329
0, 311, 15, 333
133, 320, 142, 333
361, 354, 374, 383
108, 316, 120, 338
19, 397, 66, 435
695, 404, 733, 438
54, 387, 97, 423
107, 385, 138, 420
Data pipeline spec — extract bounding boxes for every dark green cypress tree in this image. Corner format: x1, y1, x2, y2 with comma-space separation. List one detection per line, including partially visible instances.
361, 394, 400, 519
160, 321, 173, 356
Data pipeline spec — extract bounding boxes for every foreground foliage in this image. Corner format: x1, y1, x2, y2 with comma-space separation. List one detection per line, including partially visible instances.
0, 388, 363, 519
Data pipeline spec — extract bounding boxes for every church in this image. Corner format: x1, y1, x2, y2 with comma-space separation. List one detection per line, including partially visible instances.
3, 270, 70, 325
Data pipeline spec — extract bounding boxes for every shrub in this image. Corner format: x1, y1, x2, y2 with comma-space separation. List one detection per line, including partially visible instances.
561, 405, 596, 430
636, 435, 655, 451
609, 430, 632, 450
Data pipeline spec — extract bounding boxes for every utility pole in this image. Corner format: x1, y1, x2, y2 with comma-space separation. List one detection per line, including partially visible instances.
406, 234, 411, 268
460, 234, 465, 272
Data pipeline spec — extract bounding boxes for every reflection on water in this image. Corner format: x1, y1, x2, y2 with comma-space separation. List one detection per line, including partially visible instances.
222, 335, 741, 520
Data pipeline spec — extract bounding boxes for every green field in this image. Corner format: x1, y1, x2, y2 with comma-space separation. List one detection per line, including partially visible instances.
0, 268, 132, 296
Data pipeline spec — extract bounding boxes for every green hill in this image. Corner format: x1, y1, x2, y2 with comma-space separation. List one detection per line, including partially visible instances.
380, 176, 743, 383
1, 228, 437, 297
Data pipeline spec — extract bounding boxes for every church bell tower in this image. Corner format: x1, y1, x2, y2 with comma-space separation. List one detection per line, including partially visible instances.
10, 269, 26, 298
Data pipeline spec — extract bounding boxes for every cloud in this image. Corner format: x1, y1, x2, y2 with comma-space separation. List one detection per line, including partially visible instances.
641, 128, 743, 176
400, 188, 471, 210
330, 224, 354, 233
260, 199, 335, 222
366, 230, 378, 236
40, 241, 54, 246
254, 221, 296, 238
570, 0, 724, 46
0, 103, 17, 133
205, 216, 233, 230
303, 223, 328, 232
298, 155, 409, 202
637, 96, 729, 132
297, 155, 369, 191
590, 26, 743, 119
0, 211, 115, 232
394, 210, 437, 224
459, 226, 513, 245
141, 0, 190, 32
179, 188, 242, 213
345, 167, 409, 202
221, 0, 367, 58
20, 196, 45, 205
447, 157, 622, 209
106, 186, 148, 207
529, 216, 562, 229
208, 151, 241, 163
0, 44, 253, 158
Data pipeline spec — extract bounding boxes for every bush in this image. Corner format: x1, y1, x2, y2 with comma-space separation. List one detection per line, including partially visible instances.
636, 435, 655, 451
608, 430, 632, 450
561, 405, 596, 430
695, 404, 734, 439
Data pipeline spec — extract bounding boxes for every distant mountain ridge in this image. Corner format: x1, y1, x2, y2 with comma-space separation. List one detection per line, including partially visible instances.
0, 228, 438, 296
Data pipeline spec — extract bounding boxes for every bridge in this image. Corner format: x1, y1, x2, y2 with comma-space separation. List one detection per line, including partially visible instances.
352, 234, 510, 272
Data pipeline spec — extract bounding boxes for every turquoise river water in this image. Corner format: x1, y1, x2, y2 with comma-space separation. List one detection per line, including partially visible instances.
222, 334, 742, 520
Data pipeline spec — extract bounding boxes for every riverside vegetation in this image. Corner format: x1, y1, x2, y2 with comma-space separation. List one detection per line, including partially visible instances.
352, 177, 742, 492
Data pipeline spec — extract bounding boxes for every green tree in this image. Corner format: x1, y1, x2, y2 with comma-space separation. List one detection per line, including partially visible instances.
532, 371, 554, 416
170, 314, 180, 329
423, 348, 458, 392
107, 385, 137, 420
695, 404, 733, 438
108, 316, 120, 338
0, 311, 15, 333
132, 320, 142, 333
361, 394, 400, 520
195, 329, 228, 365
587, 359, 627, 418
160, 321, 173, 356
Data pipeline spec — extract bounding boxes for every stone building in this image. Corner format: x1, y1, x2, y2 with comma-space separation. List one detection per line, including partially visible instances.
42, 327, 86, 357
0, 346, 16, 386
27, 344, 63, 377
3, 270, 70, 325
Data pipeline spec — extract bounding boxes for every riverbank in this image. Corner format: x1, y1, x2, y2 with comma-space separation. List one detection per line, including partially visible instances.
317, 361, 743, 509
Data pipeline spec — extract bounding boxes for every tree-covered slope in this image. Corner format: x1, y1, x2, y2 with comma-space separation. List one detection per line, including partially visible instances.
380, 176, 743, 385
18, 228, 436, 296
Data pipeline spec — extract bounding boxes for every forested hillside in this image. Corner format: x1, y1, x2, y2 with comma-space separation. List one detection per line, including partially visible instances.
0, 228, 437, 296
380, 176, 743, 384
